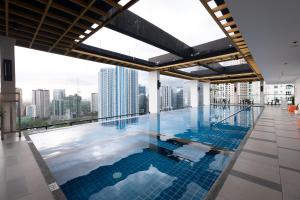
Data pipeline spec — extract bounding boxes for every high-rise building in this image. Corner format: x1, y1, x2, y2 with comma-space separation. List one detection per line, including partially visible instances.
173, 88, 184, 109
138, 85, 146, 95
91, 93, 98, 113
52, 89, 65, 120
15, 88, 25, 116
138, 85, 148, 113
183, 82, 191, 107
98, 66, 139, 118
160, 85, 173, 110
25, 105, 36, 118
32, 89, 50, 119
264, 83, 294, 104
64, 94, 82, 119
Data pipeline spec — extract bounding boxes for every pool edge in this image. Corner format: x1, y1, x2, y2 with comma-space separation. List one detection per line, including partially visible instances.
23, 133, 68, 200
204, 105, 265, 200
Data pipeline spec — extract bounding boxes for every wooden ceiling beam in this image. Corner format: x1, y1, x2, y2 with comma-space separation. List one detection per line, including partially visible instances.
71, 48, 153, 71
103, 0, 122, 9
198, 72, 256, 80
69, 0, 109, 18
222, 21, 235, 28
49, 0, 97, 52
10, 0, 95, 32
30, 0, 52, 48
67, 0, 139, 55
211, 3, 228, 12
156, 52, 241, 70
227, 27, 239, 33
5, 0, 8, 36
0, 14, 75, 41
38, 0, 100, 25
210, 77, 259, 84
217, 13, 231, 21
6, 5, 86, 36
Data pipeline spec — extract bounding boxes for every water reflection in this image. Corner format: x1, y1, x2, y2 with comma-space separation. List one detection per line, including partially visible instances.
60, 132, 230, 200
29, 106, 263, 200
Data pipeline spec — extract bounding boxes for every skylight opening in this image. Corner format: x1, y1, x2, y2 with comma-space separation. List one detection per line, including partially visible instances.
79, 35, 85, 39
83, 27, 168, 60
119, 0, 130, 6
85, 30, 92, 34
74, 39, 80, 43
207, 1, 217, 9
215, 11, 223, 18
91, 23, 99, 29
178, 66, 207, 73
129, 0, 225, 47
219, 59, 246, 66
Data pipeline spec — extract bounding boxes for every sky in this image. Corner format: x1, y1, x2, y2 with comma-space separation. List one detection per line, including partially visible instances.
15, 0, 224, 102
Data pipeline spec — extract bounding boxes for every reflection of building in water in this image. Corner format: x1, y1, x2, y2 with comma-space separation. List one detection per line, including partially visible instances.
102, 117, 139, 129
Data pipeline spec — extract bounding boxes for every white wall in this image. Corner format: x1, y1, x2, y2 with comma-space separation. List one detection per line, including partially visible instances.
190, 80, 199, 107
148, 71, 160, 113
199, 82, 210, 106
295, 78, 300, 106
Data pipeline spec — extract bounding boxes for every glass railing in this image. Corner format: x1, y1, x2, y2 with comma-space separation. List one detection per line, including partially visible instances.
21, 111, 149, 134
210, 94, 294, 105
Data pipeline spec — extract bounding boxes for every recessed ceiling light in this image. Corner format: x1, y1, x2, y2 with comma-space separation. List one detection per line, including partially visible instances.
84, 30, 91, 34
74, 39, 79, 42
79, 35, 85, 39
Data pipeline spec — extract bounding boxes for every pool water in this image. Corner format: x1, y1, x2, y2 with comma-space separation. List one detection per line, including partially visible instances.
29, 105, 263, 200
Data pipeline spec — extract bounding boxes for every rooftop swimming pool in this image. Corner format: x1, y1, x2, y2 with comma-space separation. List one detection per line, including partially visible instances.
29, 105, 263, 200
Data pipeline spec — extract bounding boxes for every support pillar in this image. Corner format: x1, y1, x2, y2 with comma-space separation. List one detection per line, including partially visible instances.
0, 36, 16, 139
199, 82, 210, 106
148, 71, 160, 113
233, 83, 238, 104
190, 80, 199, 108
260, 80, 264, 105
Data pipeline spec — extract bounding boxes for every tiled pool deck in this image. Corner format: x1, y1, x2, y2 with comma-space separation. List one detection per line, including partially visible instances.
0, 105, 300, 200
216, 106, 300, 200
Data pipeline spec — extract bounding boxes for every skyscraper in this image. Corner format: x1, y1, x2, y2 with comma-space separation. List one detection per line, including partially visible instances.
91, 93, 98, 113
15, 88, 25, 116
32, 89, 50, 119
160, 85, 173, 111
25, 105, 36, 118
138, 85, 148, 113
98, 66, 139, 118
52, 89, 65, 120
173, 88, 184, 109
64, 94, 82, 119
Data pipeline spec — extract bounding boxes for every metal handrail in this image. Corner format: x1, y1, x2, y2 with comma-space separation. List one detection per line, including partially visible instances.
211, 105, 251, 127
22, 111, 150, 131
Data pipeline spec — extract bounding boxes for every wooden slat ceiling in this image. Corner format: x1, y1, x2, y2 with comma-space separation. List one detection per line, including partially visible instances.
200, 0, 263, 83
0, 0, 261, 83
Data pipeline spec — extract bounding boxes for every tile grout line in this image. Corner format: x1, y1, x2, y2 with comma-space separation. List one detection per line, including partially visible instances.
279, 165, 300, 174
230, 170, 282, 192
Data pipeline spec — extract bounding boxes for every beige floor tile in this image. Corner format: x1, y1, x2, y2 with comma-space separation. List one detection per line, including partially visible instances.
277, 137, 300, 151
233, 156, 280, 183
240, 151, 278, 167
243, 139, 278, 156
217, 175, 282, 200
254, 125, 276, 133
250, 131, 276, 141
280, 168, 300, 200
276, 131, 300, 139
278, 148, 300, 170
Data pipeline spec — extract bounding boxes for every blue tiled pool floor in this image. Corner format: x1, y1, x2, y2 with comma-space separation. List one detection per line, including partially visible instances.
29, 106, 263, 200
